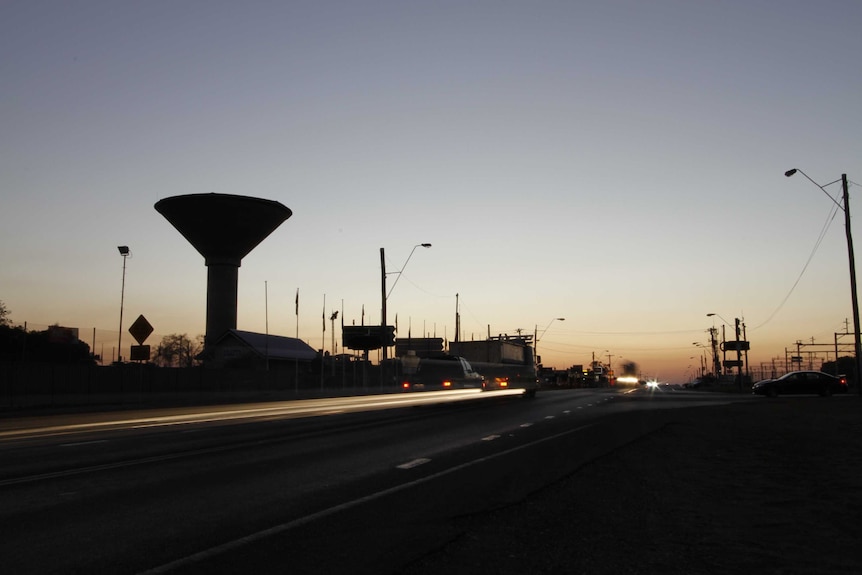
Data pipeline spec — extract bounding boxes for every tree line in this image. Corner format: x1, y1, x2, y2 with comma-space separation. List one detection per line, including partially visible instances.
0, 300, 202, 367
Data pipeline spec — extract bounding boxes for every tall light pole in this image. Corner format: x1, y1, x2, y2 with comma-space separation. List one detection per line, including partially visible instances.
534, 317, 565, 365
693, 342, 709, 377
117, 245, 130, 363
786, 169, 861, 395
707, 313, 728, 376
381, 243, 431, 388
600, 349, 613, 380
330, 310, 339, 376
386, 243, 432, 300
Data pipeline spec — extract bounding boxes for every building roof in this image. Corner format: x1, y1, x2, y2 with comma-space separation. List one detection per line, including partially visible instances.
214, 330, 318, 362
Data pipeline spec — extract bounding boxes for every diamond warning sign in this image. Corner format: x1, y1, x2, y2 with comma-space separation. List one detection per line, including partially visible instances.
129, 315, 154, 345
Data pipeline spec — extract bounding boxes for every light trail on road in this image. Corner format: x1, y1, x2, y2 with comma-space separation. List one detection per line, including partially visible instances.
0, 389, 524, 441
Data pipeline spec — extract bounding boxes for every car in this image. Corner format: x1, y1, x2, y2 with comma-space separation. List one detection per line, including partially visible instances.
752, 371, 848, 397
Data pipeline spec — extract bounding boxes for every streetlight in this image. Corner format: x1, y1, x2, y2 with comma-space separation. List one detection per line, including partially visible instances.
386, 243, 432, 300
380, 243, 432, 387
117, 245, 130, 363
706, 312, 731, 325
534, 317, 564, 365
786, 169, 861, 395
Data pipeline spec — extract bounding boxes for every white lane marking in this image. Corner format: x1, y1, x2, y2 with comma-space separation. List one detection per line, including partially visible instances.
397, 458, 431, 470
139, 421, 597, 575
563, 410, 571, 415
520, 423, 532, 428
60, 440, 108, 447
481, 434, 500, 441
544, 415, 555, 420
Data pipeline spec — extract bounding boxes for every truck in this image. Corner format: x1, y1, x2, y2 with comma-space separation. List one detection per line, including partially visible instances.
449, 336, 538, 397
470, 360, 539, 397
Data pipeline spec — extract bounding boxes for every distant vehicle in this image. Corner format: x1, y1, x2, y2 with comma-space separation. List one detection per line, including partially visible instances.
399, 356, 484, 391
752, 371, 848, 397
471, 361, 539, 398
615, 375, 640, 387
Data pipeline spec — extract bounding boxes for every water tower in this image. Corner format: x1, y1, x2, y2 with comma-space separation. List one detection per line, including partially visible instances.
154, 193, 292, 348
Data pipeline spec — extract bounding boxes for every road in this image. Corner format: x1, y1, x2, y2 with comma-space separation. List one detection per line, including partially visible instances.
0, 387, 753, 574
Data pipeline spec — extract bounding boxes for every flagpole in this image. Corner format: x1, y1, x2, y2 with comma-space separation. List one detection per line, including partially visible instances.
321, 294, 326, 390
295, 288, 299, 392
265, 281, 269, 371
341, 299, 345, 389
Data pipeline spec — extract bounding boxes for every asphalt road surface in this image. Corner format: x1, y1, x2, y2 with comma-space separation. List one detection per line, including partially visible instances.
0, 388, 758, 574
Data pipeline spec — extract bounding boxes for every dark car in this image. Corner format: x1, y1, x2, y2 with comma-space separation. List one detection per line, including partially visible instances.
752, 371, 848, 397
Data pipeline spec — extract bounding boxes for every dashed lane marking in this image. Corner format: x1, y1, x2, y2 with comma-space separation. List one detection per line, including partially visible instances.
397, 458, 431, 470
138, 422, 596, 575
60, 440, 109, 447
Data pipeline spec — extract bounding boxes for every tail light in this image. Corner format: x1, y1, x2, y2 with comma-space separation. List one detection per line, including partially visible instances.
402, 382, 410, 389
443, 380, 452, 388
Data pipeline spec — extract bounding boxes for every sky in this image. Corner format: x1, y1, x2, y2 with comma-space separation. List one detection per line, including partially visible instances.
2, 0, 861, 383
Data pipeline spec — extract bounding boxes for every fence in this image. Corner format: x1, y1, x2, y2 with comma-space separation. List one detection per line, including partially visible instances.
0, 359, 387, 410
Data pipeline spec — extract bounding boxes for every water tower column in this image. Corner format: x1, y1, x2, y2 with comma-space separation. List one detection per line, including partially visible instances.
205, 259, 240, 347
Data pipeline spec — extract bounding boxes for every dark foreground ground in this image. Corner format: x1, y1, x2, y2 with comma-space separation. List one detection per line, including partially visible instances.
400, 394, 862, 575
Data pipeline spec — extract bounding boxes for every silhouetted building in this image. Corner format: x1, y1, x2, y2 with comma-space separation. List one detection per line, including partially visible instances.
205, 329, 316, 369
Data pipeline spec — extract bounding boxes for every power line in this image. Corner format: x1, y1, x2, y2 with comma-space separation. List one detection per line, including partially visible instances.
751, 200, 841, 331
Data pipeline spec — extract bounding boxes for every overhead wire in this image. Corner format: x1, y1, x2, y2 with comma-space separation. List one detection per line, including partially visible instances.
750, 195, 842, 331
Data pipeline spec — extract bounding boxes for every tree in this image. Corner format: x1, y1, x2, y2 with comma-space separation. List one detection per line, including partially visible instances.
0, 323, 93, 364
0, 300, 9, 327
153, 333, 204, 367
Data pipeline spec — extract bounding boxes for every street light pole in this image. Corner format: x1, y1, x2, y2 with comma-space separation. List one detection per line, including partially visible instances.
380, 248, 387, 389
534, 317, 564, 365
117, 246, 130, 364
786, 170, 862, 395
386, 243, 432, 300
707, 312, 731, 325
380, 243, 431, 389
707, 313, 730, 376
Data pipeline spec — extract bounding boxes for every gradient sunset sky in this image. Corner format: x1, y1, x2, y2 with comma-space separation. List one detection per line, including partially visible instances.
2, 1, 861, 382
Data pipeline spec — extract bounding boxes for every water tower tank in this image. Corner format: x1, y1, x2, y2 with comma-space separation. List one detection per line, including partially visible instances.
154, 193, 292, 347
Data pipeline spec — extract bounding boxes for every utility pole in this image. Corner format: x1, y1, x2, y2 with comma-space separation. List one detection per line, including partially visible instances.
840, 174, 862, 395
709, 326, 720, 376
735, 318, 743, 392
786, 170, 861, 395
380, 248, 387, 390
455, 293, 460, 343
